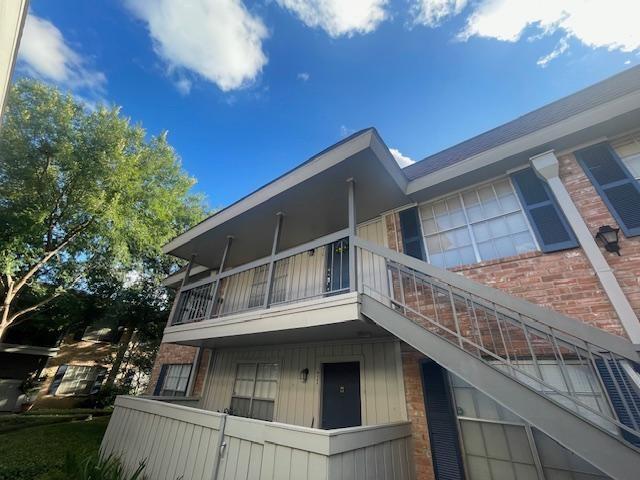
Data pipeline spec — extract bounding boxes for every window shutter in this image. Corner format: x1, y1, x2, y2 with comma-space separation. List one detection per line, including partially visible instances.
153, 365, 168, 396
575, 142, 640, 237
399, 207, 426, 260
595, 360, 640, 447
511, 168, 578, 252
90, 367, 107, 395
421, 361, 465, 480
48, 365, 68, 395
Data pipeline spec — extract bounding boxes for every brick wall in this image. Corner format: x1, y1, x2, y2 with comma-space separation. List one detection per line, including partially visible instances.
387, 151, 640, 479
147, 343, 210, 396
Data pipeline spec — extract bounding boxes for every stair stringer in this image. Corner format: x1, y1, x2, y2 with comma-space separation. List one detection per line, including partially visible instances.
361, 294, 640, 480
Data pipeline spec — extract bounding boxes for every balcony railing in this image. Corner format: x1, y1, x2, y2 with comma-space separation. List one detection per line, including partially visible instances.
101, 396, 414, 480
170, 229, 351, 326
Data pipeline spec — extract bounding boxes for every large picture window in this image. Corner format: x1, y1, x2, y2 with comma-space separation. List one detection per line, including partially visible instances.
419, 178, 537, 269
55, 365, 104, 396
230, 363, 279, 421
159, 364, 192, 397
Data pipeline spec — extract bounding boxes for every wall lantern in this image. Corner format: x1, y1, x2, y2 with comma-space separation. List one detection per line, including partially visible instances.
299, 368, 309, 383
595, 225, 621, 255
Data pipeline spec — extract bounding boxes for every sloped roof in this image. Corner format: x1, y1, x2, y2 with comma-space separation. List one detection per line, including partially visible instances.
403, 65, 640, 180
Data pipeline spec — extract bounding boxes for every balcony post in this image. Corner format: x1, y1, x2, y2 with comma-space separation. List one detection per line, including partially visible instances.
167, 253, 196, 327
263, 212, 284, 307
347, 178, 357, 292
206, 235, 233, 319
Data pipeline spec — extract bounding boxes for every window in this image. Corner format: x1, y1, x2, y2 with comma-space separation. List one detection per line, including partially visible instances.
55, 365, 104, 396
230, 363, 279, 421
159, 364, 192, 397
449, 365, 611, 480
419, 178, 537, 269
612, 136, 640, 180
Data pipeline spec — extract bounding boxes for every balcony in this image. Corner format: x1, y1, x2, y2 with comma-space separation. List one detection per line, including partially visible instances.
101, 396, 414, 480
163, 230, 390, 346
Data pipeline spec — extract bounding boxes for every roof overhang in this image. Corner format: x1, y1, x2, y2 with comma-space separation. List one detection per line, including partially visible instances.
406, 87, 640, 202
163, 128, 409, 269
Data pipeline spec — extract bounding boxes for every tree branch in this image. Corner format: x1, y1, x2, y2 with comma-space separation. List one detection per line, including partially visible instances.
8, 291, 63, 325
11, 218, 94, 297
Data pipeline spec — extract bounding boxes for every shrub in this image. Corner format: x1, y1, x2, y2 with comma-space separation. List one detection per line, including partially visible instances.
43, 453, 146, 480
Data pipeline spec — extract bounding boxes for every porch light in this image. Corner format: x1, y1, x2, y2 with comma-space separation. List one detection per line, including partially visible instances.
595, 225, 621, 255
299, 368, 309, 383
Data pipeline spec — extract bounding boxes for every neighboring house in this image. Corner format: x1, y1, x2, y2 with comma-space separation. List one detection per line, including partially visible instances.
102, 67, 640, 480
0, 343, 57, 412
35, 319, 148, 409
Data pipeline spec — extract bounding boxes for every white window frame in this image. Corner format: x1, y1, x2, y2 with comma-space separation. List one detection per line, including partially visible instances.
418, 176, 540, 268
160, 363, 192, 397
56, 365, 102, 396
230, 362, 279, 421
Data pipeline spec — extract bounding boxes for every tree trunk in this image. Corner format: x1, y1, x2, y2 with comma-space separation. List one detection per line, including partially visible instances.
104, 325, 135, 389
0, 295, 13, 342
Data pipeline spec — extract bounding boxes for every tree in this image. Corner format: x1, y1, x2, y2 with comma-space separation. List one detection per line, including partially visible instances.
0, 80, 206, 341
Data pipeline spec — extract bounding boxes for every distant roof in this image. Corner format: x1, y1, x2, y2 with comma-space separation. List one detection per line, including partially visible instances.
403, 65, 640, 180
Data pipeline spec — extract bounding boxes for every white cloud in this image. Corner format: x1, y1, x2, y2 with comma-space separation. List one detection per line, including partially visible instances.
175, 77, 193, 95
297, 72, 310, 81
412, 0, 468, 27
18, 14, 106, 95
537, 37, 569, 67
412, 0, 640, 65
276, 0, 388, 37
339, 124, 355, 137
390, 148, 415, 168
125, 0, 268, 92
458, 1, 640, 54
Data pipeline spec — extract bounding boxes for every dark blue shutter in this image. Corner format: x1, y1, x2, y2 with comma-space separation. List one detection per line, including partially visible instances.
48, 365, 68, 395
421, 361, 465, 480
90, 367, 107, 395
153, 364, 168, 396
399, 207, 426, 260
511, 168, 578, 252
575, 142, 640, 237
595, 360, 640, 447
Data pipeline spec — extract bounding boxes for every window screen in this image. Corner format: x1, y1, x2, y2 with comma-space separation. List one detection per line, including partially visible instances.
230, 362, 279, 421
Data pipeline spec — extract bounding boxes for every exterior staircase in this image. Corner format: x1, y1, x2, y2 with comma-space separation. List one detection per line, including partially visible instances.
353, 236, 640, 480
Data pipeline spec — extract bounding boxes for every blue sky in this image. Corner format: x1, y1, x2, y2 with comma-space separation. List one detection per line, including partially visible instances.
16, 0, 640, 208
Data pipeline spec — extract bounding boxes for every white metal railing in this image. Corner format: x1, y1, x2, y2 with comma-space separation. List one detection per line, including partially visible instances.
353, 236, 640, 449
170, 230, 351, 326
101, 396, 413, 480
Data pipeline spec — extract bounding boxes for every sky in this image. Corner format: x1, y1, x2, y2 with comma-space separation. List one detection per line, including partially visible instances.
15, 0, 640, 208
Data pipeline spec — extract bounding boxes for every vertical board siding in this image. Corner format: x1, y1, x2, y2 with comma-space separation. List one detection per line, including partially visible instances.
201, 339, 405, 427
101, 397, 413, 480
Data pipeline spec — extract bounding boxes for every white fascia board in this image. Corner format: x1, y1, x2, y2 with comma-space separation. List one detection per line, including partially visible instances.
406, 89, 640, 195
163, 129, 406, 255
0, 343, 59, 356
162, 264, 210, 286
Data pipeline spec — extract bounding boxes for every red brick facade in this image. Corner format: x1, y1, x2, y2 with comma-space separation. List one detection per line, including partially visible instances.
388, 151, 640, 480
147, 343, 210, 397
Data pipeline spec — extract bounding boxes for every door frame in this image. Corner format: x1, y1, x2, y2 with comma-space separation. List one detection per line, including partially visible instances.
316, 355, 366, 428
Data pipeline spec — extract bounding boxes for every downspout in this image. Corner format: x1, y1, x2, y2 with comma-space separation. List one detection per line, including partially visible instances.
530, 150, 640, 344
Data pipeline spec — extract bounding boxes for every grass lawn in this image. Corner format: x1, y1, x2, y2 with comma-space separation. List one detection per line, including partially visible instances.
0, 415, 110, 480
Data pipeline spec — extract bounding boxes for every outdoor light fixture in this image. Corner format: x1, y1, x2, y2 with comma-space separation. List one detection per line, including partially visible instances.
299, 368, 309, 383
595, 225, 621, 255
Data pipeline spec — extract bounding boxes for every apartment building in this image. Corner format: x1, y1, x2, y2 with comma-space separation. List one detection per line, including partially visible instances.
102, 66, 640, 480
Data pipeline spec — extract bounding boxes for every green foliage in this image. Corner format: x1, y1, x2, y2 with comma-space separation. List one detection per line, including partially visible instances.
81, 384, 130, 409
0, 414, 89, 434
0, 416, 109, 480
51, 453, 146, 480
0, 79, 207, 336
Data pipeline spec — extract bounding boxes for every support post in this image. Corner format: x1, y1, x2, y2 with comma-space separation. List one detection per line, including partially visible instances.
530, 150, 640, 343
206, 236, 233, 318
166, 253, 196, 327
263, 212, 284, 308
347, 178, 357, 292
